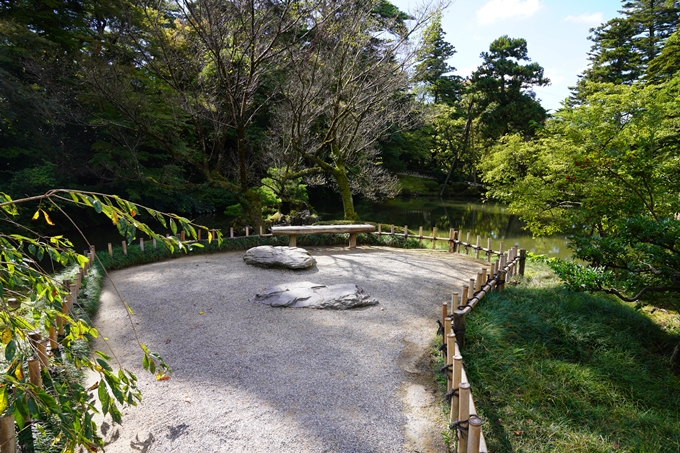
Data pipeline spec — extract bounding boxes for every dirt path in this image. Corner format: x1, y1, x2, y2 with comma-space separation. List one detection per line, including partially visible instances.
90, 246, 487, 453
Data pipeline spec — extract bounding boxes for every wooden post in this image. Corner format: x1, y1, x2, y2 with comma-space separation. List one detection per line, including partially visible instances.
519, 249, 526, 276
48, 326, 57, 351
230, 227, 234, 239
419, 226, 423, 246
468, 416, 483, 453
0, 414, 16, 453
140, 238, 144, 252
446, 333, 456, 392
475, 235, 481, 259
122, 240, 127, 256
450, 355, 463, 424
260, 226, 263, 236
404, 226, 408, 239
498, 270, 507, 292
245, 226, 249, 237
442, 303, 448, 333
432, 227, 437, 249
449, 228, 455, 253
153, 237, 157, 248
36, 340, 49, 368
457, 382, 471, 453
453, 310, 467, 349
197, 229, 202, 242
27, 357, 42, 388
108, 243, 113, 256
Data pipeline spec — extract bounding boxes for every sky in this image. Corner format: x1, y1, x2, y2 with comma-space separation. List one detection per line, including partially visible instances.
389, 0, 624, 112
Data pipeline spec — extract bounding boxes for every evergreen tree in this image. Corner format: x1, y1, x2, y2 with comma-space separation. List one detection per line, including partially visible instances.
470, 36, 550, 141
413, 12, 461, 105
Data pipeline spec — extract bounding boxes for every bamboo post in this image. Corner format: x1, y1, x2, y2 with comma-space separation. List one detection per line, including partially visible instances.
68, 283, 77, 312
497, 270, 507, 292
377, 224, 381, 234
230, 227, 234, 239
259, 226, 263, 236
450, 355, 463, 424
468, 416, 483, 453
487, 238, 492, 261
140, 238, 144, 252
28, 331, 41, 352
491, 262, 497, 278
444, 316, 452, 351
198, 229, 202, 241
466, 232, 470, 254
519, 249, 526, 276
499, 241, 504, 255
475, 235, 481, 259
48, 326, 57, 351
432, 227, 437, 249
179, 230, 185, 241
36, 340, 49, 368
121, 240, 127, 256
442, 303, 448, 333
7, 298, 19, 310
476, 272, 483, 293
469, 279, 476, 299
457, 382, 471, 453
451, 292, 459, 311
27, 358, 42, 388
57, 309, 64, 337
390, 225, 395, 235
446, 333, 456, 391
0, 414, 16, 453
449, 228, 455, 253
453, 309, 467, 349
153, 237, 157, 248
419, 226, 423, 246
404, 226, 408, 239
481, 268, 488, 285
457, 230, 463, 253
107, 243, 113, 256
461, 286, 469, 306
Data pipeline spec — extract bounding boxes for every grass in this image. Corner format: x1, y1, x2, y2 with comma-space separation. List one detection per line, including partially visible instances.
398, 174, 441, 196
458, 259, 680, 453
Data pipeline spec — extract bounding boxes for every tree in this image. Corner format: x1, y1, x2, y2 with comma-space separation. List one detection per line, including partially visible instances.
265, 0, 438, 220
413, 12, 461, 106
0, 189, 220, 450
469, 36, 550, 142
481, 79, 680, 319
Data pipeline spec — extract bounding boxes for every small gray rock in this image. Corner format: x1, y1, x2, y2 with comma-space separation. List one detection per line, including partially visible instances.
243, 246, 316, 269
252, 281, 379, 309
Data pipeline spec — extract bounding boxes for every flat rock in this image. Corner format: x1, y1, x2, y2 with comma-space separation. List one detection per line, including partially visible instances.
243, 246, 315, 269
251, 281, 379, 309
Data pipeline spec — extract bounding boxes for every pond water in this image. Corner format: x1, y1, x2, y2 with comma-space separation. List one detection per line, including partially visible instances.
314, 196, 572, 259
69, 196, 571, 260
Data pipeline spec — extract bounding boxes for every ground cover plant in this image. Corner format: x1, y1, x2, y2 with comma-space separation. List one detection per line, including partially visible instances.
462, 259, 680, 452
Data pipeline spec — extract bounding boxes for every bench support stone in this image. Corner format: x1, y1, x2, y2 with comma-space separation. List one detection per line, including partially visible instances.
272, 224, 375, 249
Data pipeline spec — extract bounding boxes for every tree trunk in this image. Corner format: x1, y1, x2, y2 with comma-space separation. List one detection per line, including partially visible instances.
333, 164, 359, 221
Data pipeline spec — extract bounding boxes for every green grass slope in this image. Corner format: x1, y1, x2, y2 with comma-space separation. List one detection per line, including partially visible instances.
463, 260, 680, 453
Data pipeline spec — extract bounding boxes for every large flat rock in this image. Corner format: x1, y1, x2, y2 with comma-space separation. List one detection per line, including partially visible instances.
243, 245, 316, 269
252, 281, 379, 309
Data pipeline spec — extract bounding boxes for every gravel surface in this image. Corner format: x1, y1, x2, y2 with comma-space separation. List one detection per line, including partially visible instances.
89, 246, 487, 453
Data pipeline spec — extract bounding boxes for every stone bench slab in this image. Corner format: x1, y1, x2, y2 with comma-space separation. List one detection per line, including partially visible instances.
251, 281, 379, 309
243, 246, 315, 269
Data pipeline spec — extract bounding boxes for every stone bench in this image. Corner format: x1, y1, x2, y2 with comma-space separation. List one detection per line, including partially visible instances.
270, 224, 375, 248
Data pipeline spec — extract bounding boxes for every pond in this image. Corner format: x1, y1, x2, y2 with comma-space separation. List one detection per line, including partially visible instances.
314, 196, 572, 259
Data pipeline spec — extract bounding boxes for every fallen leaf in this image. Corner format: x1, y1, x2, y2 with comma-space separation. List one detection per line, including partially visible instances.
199, 311, 204, 315
514, 430, 524, 436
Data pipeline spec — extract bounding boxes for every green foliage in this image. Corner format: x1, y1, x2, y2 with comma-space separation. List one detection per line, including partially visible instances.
481, 78, 680, 305
465, 260, 680, 452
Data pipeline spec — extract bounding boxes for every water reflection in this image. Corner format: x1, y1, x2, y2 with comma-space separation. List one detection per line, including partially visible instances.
317, 197, 572, 259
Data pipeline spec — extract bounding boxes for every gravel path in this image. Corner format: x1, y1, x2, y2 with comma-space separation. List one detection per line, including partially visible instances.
90, 246, 487, 453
